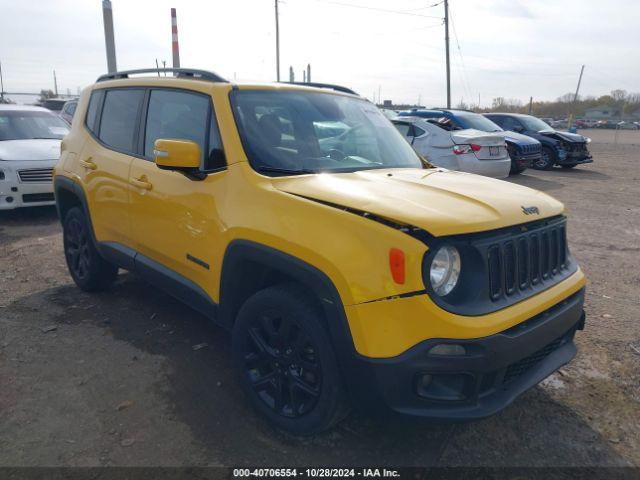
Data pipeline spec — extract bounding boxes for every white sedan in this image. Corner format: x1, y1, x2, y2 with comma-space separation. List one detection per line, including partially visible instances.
393, 116, 511, 179
0, 105, 69, 210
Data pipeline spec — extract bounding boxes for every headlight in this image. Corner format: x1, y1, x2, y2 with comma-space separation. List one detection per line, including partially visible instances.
585, 137, 591, 143
429, 246, 461, 296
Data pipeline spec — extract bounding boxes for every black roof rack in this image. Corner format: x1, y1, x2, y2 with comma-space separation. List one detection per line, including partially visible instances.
280, 82, 358, 95
96, 68, 228, 83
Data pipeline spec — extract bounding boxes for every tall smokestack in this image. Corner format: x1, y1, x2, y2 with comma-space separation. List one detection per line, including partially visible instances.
307, 64, 311, 83
171, 8, 180, 69
102, 0, 117, 73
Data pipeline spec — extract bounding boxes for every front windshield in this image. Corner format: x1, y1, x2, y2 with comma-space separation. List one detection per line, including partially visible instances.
0, 110, 69, 141
231, 90, 424, 175
456, 112, 503, 132
520, 116, 553, 132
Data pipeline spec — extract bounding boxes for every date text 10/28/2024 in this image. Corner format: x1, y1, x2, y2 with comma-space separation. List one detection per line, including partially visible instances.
233, 469, 400, 478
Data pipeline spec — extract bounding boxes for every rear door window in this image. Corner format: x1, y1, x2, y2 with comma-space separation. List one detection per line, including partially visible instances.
98, 89, 144, 152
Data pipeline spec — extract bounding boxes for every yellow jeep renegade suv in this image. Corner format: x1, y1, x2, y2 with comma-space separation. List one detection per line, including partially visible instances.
54, 68, 586, 435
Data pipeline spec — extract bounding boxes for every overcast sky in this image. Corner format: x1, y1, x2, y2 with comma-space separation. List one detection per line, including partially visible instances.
0, 0, 638, 106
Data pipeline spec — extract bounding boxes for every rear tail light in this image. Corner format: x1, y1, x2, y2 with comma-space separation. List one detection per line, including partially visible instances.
453, 145, 471, 155
453, 144, 482, 155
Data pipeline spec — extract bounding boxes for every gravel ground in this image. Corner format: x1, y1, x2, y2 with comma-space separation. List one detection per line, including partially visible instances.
0, 129, 638, 467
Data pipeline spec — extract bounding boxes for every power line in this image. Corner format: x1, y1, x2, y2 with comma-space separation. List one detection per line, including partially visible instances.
309, 0, 443, 19
448, 4, 473, 103
403, 0, 444, 12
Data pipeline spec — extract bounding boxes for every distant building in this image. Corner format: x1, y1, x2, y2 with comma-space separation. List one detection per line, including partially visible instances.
584, 105, 622, 120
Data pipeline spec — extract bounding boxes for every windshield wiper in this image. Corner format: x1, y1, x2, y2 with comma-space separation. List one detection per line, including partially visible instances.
255, 166, 316, 175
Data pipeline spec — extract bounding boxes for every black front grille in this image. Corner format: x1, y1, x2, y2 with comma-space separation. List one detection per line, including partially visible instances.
503, 337, 564, 384
521, 144, 541, 155
485, 219, 569, 303
22, 193, 55, 203
423, 216, 576, 316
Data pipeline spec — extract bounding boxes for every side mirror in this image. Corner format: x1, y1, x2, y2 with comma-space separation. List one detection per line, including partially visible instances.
154, 139, 201, 170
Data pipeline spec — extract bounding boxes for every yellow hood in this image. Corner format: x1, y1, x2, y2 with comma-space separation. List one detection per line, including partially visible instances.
272, 168, 564, 237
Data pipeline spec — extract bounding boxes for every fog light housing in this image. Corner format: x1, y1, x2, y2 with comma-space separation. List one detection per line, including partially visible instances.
428, 344, 466, 356
415, 373, 472, 401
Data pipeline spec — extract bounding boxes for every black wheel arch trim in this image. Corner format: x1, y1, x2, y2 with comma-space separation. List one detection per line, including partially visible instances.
218, 240, 359, 367
54, 176, 97, 241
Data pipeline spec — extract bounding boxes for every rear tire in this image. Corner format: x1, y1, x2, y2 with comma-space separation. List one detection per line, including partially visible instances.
63, 207, 118, 292
533, 146, 556, 170
232, 283, 349, 435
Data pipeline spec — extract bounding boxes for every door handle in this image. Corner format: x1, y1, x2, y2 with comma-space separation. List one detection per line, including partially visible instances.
79, 158, 97, 170
130, 176, 153, 190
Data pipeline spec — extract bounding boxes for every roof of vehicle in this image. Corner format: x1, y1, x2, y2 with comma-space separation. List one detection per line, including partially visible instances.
392, 115, 429, 123
0, 105, 53, 112
483, 112, 531, 117
94, 68, 359, 97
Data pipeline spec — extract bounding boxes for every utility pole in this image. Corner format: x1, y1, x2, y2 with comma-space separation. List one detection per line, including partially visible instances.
102, 0, 117, 73
528, 96, 533, 114
568, 65, 585, 131
303, 70, 306, 83
444, 0, 451, 108
289, 66, 294, 82
155, 59, 161, 76
307, 64, 311, 83
275, 0, 280, 81
53, 70, 58, 96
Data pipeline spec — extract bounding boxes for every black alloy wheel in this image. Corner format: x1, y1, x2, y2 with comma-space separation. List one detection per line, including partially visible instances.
65, 214, 91, 281
241, 312, 322, 418
63, 207, 118, 291
232, 284, 349, 434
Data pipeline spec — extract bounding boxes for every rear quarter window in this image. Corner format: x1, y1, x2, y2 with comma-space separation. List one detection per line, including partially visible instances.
85, 90, 104, 133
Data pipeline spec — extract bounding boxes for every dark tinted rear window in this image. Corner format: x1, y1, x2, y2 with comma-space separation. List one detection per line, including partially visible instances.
85, 91, 104, 133
99, 89, 144, 152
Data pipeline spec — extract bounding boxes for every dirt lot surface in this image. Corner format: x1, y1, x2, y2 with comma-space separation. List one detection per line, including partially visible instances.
1, 129, 639, 467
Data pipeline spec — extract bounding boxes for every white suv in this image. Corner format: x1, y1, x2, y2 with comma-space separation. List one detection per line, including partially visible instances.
0, 105, 69, 210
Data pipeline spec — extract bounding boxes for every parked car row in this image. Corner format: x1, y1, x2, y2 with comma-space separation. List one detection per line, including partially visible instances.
485, 113, 593, 170
389, 109, 592, 177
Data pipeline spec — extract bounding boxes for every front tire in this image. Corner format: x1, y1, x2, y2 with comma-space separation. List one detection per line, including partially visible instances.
533, 146, 556, 170
232, 284, 349, 435
509, 162, 527, 175
63, 206, 118, 291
